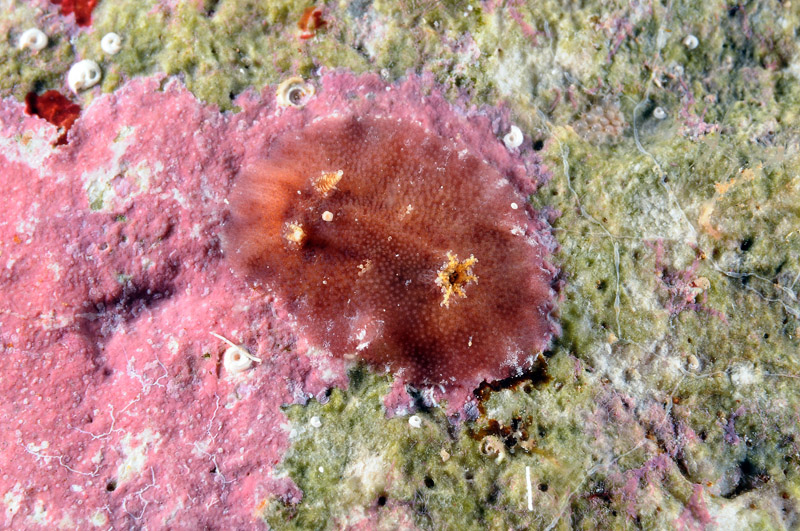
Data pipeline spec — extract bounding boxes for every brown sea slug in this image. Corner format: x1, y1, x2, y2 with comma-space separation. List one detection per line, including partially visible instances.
225, 115, 557, 386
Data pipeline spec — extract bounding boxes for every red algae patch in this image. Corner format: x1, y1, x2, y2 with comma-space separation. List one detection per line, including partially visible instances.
226, 112, 558, 387
51, 0, 99, 26
24, 90, 81, 145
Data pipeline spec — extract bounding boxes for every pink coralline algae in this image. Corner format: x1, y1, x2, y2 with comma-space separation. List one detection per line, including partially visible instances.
0, 70, 554, 528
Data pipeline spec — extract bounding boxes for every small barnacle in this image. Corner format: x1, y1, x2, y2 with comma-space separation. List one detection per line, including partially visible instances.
683, 34, 699, 50
313, 169, 343, 195
435, 252, 478, 308
276, 77, 315, 108
224, 345, 253, 373
101, 32, 122, 55
67, 60, 102, 93
480, 436, 506, 463
18, 28, 48, 51
211, 332, 261, 375
503, 125, 524, 150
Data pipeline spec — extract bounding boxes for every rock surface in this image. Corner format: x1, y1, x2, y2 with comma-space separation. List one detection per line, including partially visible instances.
2, 0, 800, 529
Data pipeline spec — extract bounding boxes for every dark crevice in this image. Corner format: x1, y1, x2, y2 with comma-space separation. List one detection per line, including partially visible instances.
723, 458, 770, 499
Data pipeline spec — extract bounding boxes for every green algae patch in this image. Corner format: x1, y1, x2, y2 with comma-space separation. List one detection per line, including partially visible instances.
260, 0, 800, 526
265, 356, 760, 529
531, 93, 800, 530
73, 0, 310, 110
0, 2, 76, 101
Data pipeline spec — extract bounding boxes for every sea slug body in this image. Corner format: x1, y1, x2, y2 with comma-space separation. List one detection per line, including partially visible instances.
226, 114, 558, 386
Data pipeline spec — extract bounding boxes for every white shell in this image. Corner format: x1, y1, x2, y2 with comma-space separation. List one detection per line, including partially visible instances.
223, 345, 253, 374
503, 125, 524, 150
653, 106, 667, 120
68, 60, 102, 93
408, 415, 422, 428
100, 32, 122, 55
18, 28, 48, 51
683, 34, 699, 50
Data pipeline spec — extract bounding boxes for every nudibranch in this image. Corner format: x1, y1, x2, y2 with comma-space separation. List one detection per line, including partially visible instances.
225, 115, 557, 386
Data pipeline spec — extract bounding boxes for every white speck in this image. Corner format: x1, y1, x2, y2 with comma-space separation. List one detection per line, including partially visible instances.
408, 415, 422, 428
683, 34, 699, 50
18, 28, 48, 51
653, 106, 667, 120
318, 466, 324, 473
510, 202, 518, 210
70, 484, 83, 493
730, 362, 756, 386
68, 60, 102, 93
101, 32, 122, 55
503, 125, 524, 149
309, 416, 322, 428
322, 211, 334, 222
525, 466, 533, 511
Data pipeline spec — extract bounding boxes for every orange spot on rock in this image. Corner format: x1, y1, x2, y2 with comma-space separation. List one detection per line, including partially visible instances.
297, 6, 326, 40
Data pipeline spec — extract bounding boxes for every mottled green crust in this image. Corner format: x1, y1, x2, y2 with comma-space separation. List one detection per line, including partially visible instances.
268, 364, 603, 530
262, 0, 800, 528
0, 2, 75, 101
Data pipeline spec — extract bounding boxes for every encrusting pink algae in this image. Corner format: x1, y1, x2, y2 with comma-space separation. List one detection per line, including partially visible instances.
0, 69, 555, 528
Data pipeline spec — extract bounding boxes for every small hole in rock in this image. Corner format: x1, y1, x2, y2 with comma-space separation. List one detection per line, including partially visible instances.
539, 483, 548, 492
106, 481, 117, 492
532, 139, 544, 151
424, 476, 435, 488
377, 495, 387, 506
